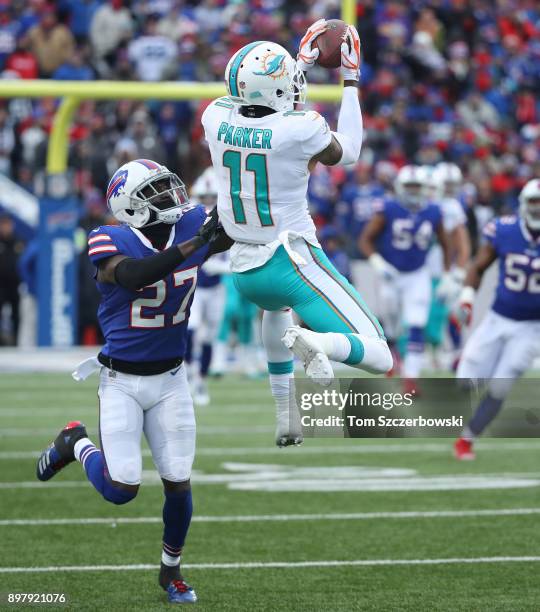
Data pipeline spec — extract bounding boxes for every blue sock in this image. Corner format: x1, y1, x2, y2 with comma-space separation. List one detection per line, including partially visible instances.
162, 488, 193, 563
468, 393, 504, 436
407, 326, 424, 354
200, 343, 212, 376
79, 444, 136, 505
448, 320, 461, 349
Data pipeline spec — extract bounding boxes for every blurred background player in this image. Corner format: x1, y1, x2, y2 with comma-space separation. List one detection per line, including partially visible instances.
360, 164, 451, 393
212, 276, 262, 378
453, 179, 540, 460
35, 159, 231, 604
423, 162, 471, 369
318, 225, 352, 282
0, 214, 23, 345
186, 166, 229, 405
202, 22, 392, 447
433, 162, 471, 303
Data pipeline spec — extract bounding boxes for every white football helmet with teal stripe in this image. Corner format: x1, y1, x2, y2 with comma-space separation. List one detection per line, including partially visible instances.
224, 41, 306, 112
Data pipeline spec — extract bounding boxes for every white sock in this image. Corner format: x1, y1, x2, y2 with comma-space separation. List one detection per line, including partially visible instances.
270, 373, 302, 436
296, 329, 347, 360
74, 437, 94, 462
403, 350, 424, 379
161, 551, 181, 567
325, 333, 352, 362
462, 426, 475, 441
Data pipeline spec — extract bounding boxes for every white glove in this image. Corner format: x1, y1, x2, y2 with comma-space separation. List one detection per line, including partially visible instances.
340, 24, 361, 81
296, 18, 327, 72
369, 253, 399, 281
436, 267, 466, 304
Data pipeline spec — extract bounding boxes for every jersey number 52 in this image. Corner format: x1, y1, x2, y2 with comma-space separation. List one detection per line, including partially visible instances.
504, 254, 540, 293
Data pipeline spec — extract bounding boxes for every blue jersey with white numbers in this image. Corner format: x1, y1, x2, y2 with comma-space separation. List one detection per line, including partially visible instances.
87, 206, 208, 362
376, 199, 442, 272
336, 182, 385, 258
484, 215, 540, 321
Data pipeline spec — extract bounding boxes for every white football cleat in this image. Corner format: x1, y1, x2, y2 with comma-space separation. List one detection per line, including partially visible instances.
282, 326, 334, 386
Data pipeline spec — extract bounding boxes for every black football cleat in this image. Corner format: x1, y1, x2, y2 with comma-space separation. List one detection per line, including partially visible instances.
158, 562, 197, 603
36, 421, 88, 481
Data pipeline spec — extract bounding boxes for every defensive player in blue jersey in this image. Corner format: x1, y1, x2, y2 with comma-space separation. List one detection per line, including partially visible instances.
35, 158, 232, 604
359, 165, 451, 392
454, 179, 540, 460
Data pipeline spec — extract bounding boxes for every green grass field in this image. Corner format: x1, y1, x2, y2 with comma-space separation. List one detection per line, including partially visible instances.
2, 372, 540, 611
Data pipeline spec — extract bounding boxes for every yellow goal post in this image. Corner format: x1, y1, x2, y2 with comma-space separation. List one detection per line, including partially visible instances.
0, 0, 356, 175
0, 81, 344, 174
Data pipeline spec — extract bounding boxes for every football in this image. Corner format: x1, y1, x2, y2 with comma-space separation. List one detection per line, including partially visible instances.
313, 19, 348, 68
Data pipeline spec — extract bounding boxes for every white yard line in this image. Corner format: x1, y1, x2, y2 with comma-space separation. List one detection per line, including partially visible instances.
0, 425, 274, 437
2, 556, 540, 573
2, 440, 540, 460
3, 471, 540, 491
0, 404, 270, 417
1, 507, 540, 526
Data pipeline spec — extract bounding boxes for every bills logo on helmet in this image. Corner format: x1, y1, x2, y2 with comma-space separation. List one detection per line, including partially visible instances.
107, 169, 129, 200
253, 53, 287, 79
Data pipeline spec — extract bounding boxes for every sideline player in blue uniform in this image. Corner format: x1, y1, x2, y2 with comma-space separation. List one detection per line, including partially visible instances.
36, 159, 231, 604
454, 179, 540, 459
359, 165, 451, 392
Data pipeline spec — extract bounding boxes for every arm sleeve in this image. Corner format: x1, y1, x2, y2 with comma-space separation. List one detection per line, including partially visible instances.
332, 86, 363, 165
114, 247, 186, 291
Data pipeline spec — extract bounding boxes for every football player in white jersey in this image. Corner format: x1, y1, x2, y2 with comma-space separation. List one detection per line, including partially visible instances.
423, 163, 471, 367
202, 21, 392, 446
431, 162, 471, 303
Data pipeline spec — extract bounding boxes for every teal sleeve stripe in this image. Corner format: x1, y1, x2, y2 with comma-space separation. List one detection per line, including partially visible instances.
228, 41, 263, 97
344, 334, 364, 365
268, 360, 294, 375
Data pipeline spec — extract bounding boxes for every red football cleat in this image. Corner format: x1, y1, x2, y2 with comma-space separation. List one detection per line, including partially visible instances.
454, 437, 475, 460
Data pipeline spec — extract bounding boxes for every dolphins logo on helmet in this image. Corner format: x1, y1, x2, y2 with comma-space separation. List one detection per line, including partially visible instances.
253, 53, 287, 79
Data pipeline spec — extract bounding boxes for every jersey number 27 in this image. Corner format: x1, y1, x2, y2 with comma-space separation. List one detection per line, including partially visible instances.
130, 267, 198, 328
223, 151, 273, 226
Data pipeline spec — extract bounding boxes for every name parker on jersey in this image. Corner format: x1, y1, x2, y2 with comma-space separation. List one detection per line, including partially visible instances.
217, 122, 273, 149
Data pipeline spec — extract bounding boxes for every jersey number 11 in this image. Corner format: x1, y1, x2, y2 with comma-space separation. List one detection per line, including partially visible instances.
223, 151, 273, 227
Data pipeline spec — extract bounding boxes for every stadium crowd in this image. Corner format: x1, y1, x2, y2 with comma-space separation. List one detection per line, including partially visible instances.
0, 0, 539, 344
